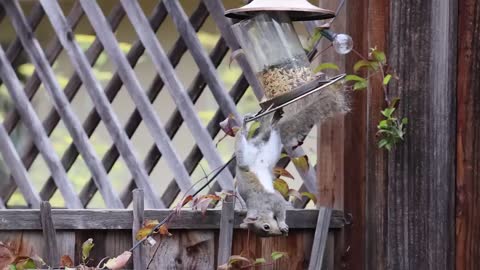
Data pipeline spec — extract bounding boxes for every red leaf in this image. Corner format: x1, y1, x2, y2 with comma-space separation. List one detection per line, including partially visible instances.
273, 167, 294, 179
60, 255, 74, 267
219, 114, 240, 137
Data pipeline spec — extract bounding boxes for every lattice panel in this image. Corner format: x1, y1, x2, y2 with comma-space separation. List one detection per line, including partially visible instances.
0, 0, 319, 209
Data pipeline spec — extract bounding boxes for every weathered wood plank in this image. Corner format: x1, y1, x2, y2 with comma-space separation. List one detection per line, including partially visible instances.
0, 209, 345, 230
40, 1, 165, 203
118, 0, 235, 190
0, 122, 41, 208
79, 2, 210, 206
456, 0, 480, 269
343, 0, 368, 269
6, 0, 123, 209
217, 195, 235, 265
308, 208, 332, 270
364, 0, 388, 269
145, 230, 215, 270
0, 1, 85, 203
40, 202, 59, 267
0, 39, 82, 209
41, 0, 168, 209
387, 0, 457, 269
132, 189, 145, 270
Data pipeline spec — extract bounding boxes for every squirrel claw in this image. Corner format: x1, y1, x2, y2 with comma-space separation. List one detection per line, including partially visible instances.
278, 221, 289, 234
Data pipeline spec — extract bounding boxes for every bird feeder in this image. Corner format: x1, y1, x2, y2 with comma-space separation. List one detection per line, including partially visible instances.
226, 0, 346, 121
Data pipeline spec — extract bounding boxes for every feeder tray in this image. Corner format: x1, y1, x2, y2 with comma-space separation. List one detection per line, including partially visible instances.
245, 73, 346, 122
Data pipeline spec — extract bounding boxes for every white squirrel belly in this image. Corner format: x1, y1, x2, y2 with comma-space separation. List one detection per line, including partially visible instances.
252, 165, 275, 193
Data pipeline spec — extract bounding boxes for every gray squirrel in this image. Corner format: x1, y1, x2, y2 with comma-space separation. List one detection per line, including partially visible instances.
234, 85, 348, 237
235, 114, 290, 236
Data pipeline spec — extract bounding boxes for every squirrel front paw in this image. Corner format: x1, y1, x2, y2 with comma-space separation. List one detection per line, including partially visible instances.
278, 221, 289, 235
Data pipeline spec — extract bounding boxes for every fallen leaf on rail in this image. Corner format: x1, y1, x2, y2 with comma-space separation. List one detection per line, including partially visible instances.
104, 251, 132, 270
60, 255, 74, 267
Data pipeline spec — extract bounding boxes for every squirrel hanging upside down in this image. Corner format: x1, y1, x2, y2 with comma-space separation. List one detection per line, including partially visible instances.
234, 85, 349, 237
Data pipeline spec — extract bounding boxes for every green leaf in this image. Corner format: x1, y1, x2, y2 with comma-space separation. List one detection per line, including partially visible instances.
292, 155, 309, 172
378, 120, 389, 129
82, 238, 94, 262
402, 117, 408, 124
353, 81, 368, 90
308, 29, 322, 51
8, 265, 16, 270
378, 138, 389, 149
314, 62, 339, 73
247, 121, 260, 139
381, 107, 395, 118
273, 179, 289, 198
254, 258, 266, 264
301, 192, 318, 205
372, 50, 386, 64
228, 255, 251, 266
271, 251, 287, 261
383, 74, 392, 85
345, 74, 366, 82
353, 60, 370, 73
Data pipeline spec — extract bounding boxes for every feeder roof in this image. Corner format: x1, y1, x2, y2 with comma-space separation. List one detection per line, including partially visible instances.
225, 0, 335, 21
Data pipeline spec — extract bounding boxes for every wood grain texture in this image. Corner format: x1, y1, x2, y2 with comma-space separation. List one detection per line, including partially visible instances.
132, 189, 146, 270
364, 0, 389, 269
40, 202, 59, 267
145, 230, 215, 269
387, 0, 457, 269
232, 230, 315, 270
343, 0, 368, 269
308, 208, 332, 270
217, 195, 235, 265
456, 0, 480, 269
0, 209, 345, 230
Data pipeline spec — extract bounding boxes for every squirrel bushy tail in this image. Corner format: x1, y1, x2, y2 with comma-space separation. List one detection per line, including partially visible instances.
277, 85, 349, 148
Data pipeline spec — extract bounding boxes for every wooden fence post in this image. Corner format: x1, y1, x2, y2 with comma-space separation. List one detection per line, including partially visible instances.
387, 0, 457, 269
40, 201, 59, 267
308, 208, 332, 270
217, 194, 235, 266
132, 189, 145, 270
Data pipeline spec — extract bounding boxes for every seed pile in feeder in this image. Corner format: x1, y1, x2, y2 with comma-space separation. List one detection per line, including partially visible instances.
258, 56, 313, 99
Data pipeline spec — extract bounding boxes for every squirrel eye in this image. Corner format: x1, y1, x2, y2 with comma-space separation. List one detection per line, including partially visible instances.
263, 224, 270, 231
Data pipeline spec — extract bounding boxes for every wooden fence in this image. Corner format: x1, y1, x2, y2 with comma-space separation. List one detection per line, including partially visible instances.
0, 190, 345, 269
1, 0, 478, 269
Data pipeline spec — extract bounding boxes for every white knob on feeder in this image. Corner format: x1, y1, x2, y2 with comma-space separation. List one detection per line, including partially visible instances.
321, 29, 354, 55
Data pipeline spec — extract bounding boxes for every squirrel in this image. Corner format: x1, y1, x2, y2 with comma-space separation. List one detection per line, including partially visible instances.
234, 84, 349, 237
235, 114, 290, 237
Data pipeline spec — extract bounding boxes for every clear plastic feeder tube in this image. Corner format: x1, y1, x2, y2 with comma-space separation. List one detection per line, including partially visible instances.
232, 12, 313, 99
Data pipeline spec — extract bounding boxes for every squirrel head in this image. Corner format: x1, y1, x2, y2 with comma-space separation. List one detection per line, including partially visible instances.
239, 212, 286, 237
